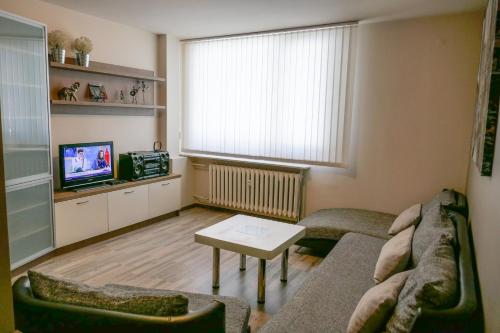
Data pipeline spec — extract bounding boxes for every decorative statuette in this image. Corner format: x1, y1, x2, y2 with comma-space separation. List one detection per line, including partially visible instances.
57, 82, 80, 101
130, 82, 140, 104
139, 80, 149, 104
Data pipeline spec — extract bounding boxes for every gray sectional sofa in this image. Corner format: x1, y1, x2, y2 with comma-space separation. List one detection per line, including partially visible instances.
260, 190, 478, 333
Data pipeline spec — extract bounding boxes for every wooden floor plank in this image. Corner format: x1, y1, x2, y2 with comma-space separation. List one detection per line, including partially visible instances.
21, 207, 323, 331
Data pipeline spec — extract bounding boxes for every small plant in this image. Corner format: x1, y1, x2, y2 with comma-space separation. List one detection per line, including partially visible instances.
47, 30, 69, 50
72, 36, 93, 54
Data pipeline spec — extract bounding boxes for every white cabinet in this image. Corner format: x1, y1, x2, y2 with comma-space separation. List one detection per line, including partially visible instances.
55, 193, 108, 247
108, 185, 148, 231
148, 178, 181, 218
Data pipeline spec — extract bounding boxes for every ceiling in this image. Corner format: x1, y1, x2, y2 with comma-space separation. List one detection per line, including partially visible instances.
41, 0, 486, 39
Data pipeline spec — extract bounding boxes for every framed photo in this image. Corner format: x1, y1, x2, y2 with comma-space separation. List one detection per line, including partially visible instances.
88, 83, 107, 102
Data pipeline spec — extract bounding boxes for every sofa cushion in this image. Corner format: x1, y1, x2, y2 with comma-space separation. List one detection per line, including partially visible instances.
104, 284, 251, 333
259, 233, 386, 333
421, 189, 456, 216
28, 270, 189, 317
385, 234, 458, 333
388, 204, 422, 236
298, 208, 396, 241
374, 226, 414, 284
411, 204, 455, 265
347, 270, 412, 333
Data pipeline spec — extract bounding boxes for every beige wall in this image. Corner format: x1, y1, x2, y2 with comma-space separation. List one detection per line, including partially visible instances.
467, 124, 500, 330
190, 12, 483, 215
0, 0, 160, 186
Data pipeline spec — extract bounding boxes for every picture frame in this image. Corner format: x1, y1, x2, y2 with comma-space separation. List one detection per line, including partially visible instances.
88, 83, 107, 102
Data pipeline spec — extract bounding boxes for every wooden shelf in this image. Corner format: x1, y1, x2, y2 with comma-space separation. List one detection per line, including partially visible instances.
50, 61, 165, 82
51, 100, 166, 110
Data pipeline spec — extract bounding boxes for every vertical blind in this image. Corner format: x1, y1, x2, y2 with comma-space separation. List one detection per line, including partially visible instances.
182, 24, 357, 165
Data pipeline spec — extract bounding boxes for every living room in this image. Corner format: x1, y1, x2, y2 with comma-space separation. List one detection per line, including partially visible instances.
0, 0, 498, 332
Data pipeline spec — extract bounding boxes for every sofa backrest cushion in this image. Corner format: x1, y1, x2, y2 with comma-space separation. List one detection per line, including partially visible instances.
348, 270, 412, 333
411, 204, 455, 265
385, 234, 458, 333
388, 204, 422, 236
28, 270, 189, 316
374, 226, 415, 284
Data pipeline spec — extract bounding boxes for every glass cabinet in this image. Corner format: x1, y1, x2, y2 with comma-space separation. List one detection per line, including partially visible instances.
0, 11, 54, 268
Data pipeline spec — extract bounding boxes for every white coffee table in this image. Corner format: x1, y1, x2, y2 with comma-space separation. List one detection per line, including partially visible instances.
194, 214, 305, 303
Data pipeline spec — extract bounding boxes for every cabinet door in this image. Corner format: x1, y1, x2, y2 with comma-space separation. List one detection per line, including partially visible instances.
6, 179, 53, 268
108, 185, 148, 231
148, 178, 181, 218
0, 16, 51, 184
54, 193, 108, 247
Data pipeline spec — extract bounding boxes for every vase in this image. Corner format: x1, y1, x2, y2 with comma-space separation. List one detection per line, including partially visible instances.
51, 48, 65, 64
75, 53, 90, 67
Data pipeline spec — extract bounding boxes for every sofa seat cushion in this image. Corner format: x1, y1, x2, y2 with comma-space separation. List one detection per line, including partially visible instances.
28, 271, 189, 317
104, 284, 250, 333
259, 233, 386, 333
298, 208, 396, 241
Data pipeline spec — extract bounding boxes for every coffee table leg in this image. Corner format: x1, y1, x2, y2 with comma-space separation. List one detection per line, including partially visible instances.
213, 247, 220, 289
258, 259, 266, 303
240, 254, 246, 271
281, 248, 289, 282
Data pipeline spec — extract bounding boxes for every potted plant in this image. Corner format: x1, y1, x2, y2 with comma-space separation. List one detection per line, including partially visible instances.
47, 30, 69, 64
72, 36, 93, 67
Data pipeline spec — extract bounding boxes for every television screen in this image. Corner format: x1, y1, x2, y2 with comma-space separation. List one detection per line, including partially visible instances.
59, 142, 114, 189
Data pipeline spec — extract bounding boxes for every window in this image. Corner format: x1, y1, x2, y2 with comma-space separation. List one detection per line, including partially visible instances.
182, 23, 357, 166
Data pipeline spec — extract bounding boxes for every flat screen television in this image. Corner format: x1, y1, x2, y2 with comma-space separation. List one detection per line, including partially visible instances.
59, 141, 114, 190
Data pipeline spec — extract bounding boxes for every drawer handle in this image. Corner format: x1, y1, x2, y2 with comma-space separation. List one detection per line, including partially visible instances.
124, 190, 135, 195
161, 183, 170, 186
76, 200, 89, 205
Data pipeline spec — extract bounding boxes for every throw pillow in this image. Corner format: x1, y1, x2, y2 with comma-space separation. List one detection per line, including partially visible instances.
28, 270, 189, 316
374, 225, 415, 284
388, 204, 422, 236
347, 270, 412, 333
385, 234, 458, 333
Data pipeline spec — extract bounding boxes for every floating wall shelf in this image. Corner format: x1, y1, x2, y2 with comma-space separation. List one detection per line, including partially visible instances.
49, 61, 166, 82
51, 100, 166, 110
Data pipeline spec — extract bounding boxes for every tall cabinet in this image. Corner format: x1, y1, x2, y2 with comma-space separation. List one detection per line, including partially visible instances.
0, 11, 54, 268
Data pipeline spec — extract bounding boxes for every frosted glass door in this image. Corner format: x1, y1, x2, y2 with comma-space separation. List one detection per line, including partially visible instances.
0, 17, 50, 184
7, 179, 53, 267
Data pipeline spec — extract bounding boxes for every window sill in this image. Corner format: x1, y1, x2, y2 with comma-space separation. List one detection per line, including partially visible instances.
179, 152, 311, 171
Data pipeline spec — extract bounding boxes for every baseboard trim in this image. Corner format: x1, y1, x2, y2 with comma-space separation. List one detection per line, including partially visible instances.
191, 202, 296, 223
11, 210, 180, 277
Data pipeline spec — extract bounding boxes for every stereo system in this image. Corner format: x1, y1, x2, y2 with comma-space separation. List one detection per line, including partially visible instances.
119, 151, 169, 181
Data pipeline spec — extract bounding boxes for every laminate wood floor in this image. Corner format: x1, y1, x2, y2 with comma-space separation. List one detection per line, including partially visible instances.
29, 207, 324, 331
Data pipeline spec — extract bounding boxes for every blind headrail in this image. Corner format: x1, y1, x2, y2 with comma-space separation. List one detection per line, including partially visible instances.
181, 20, 358, 43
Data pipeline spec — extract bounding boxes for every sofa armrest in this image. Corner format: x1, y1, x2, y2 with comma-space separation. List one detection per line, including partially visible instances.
13, 276, 226, 333
417, 212, 477, 321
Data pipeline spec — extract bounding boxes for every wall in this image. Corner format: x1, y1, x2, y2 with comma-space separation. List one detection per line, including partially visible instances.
467, 124, 500, 330
0, 0, 160, 185
188, 11, 483, 215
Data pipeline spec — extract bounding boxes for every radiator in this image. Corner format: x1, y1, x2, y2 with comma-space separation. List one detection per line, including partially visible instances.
208, 164, 303, 220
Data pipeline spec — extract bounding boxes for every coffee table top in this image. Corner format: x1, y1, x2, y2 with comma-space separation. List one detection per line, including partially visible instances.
194, 214, 305, 260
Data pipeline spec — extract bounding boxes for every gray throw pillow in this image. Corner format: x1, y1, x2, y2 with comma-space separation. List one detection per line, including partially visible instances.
411, 204, 455, 265
385, 233, 458, 333
28, 270, 189, 316
421, 189, 456, 216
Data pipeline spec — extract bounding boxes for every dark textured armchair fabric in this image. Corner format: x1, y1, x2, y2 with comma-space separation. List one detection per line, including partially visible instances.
13, 276, 226, 333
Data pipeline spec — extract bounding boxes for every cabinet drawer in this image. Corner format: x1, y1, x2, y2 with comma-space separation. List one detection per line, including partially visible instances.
108, 185, 148, 231
148, 178, 181, 218
55, 193, 108, 247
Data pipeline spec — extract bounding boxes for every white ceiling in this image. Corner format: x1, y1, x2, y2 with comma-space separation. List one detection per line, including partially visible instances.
41, 0, 486, 39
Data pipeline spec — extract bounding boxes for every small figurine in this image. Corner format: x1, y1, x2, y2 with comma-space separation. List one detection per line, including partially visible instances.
139, 80, 149, 104
57, 82, 80, 101
120, 90, 125, 103
130, 82, 140, 104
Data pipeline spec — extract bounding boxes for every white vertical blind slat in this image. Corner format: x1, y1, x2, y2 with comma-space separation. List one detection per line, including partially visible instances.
182, 25, 356, 165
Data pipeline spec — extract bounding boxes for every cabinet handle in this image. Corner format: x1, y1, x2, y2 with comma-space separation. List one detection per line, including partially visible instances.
124, 190, 135, 195
161, 183, 170, 186
76, 200, 89, 205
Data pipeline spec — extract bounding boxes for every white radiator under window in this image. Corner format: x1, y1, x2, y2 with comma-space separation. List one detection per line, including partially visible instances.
208, 164, 303, 221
